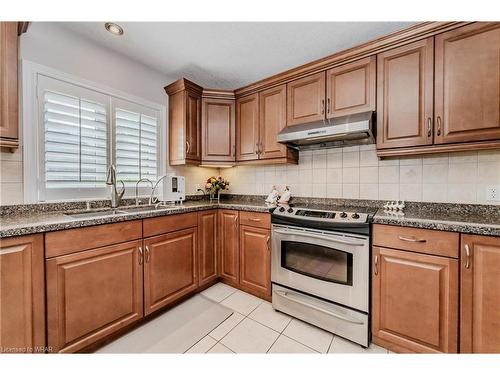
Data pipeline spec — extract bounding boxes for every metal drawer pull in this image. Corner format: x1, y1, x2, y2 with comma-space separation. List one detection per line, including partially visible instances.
427, 117, 432, 137
275, 290, 363, 325
327, 98, 331, 113
374, 255, 378, 276
138, 247, 143, 265
248, 218, 261, 222
145, 245, 151, 263
398, 235, 427, 243
464, 244, 471, 269
185, 141, 190, 154
436, 116, 442, 136
273, 229, 365, 246
266, 236, 270, 251
321, 99, 325, 114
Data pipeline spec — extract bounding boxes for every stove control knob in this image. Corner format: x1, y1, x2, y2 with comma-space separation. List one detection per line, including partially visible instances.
339, 212, 348, 218
352, 212, 360, 219
279, 207, 286, 212
287, 208, 294, 213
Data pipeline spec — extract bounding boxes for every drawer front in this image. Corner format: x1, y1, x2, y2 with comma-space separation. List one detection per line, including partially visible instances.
372, 224, 459, 258
239, 211, 270, 229
143, 212, 197, 237
45, 220, 142, 258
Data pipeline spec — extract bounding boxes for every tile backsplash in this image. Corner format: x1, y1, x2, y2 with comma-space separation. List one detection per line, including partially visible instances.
221, 145, 500, 205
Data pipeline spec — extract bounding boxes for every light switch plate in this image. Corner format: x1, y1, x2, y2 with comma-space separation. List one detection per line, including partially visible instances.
486, 185, 500, 201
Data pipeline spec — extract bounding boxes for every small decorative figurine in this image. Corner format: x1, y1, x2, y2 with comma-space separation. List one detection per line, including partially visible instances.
278, 186, 291, 204
265, 185, 280, 204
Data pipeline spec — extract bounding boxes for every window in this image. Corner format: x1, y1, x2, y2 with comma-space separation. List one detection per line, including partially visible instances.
34, 74, 162, 202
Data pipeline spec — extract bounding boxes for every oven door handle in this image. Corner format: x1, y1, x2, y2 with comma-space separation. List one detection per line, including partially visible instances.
275, 290, 364, 325
273, 229, 366, 247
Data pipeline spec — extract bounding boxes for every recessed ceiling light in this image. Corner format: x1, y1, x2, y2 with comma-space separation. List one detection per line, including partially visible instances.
104, 22, 124, 36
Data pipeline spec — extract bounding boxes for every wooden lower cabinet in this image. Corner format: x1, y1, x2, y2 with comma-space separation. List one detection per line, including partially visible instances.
143, 227, 198, 315
46, 240, 144, 353
218, 210, 239, 285
239, 225, 271, 298
198, 210, 218, 287
0, 234, 45, 353
460, 234, 500, 353
372, 246, 458, 353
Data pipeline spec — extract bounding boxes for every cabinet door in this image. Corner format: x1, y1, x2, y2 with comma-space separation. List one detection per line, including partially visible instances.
46, 240, 143, 353
236, 93, 259, 161
239, 225, 271, 297
0, 234, 45, 353
376, 38, 434, 149
287, 72, 326, 126
185, 91, 202, 162
202, 98, 235, 162
198, 210, 218, 287
326, 56, 376, 118
144, 227, 197, 315
434, 23, 500, 144
460, 234, 500, 353
259, 84, 287, 159
372, 246, 458, 353
0, 22, 18, 140
218, 210, 239, 285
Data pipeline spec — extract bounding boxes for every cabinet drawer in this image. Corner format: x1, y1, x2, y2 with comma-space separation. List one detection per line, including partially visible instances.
239, 211, 270, 229
143, 212, 197, 237
45, 220, 142, 258
372, 224, 459, 258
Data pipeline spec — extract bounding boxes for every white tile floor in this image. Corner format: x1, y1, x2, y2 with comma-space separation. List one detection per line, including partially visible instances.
184, 282, 391, 354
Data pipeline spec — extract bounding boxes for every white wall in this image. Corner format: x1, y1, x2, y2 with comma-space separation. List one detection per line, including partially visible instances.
222, 145, 500, 205
0, 22, 216, 204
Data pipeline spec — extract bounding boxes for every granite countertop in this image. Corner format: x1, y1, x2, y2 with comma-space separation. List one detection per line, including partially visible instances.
372, 203, 500, 237
1, 195, 499, 238
0, 199, 274, 238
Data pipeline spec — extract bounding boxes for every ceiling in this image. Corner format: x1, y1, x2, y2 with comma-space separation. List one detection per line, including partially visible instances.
57, 22, 415, 90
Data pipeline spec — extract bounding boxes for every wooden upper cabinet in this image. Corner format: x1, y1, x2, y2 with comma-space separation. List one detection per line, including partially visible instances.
239, 225, 271, 298
434, 23, 500, 145
460, 234, 500, 353
46, 240, 144, 353
372, 246, 458, 353
376, 38, 434, 150
218, 209, 239, 285
143, 227, 198, 315
197, 210, 218, 287
326, 56, 376, 118
165, 78, 202, 165
0, 234, 45, 353
287, 72, 326, 126
259, 84, 287, 159
236, 93, 259, 161
201, 96, 235, 163
0, 22, 19, 147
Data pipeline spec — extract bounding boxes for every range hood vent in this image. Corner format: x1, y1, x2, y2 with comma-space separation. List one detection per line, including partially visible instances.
277, 111, 376, 150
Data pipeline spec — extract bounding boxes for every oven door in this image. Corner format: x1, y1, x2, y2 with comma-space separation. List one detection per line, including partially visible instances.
271, 224, 369, 312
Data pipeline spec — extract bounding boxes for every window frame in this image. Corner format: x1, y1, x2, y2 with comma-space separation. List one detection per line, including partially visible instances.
22, 61, 166, 203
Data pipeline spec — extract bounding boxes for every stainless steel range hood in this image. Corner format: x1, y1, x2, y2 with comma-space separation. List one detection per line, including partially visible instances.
277, 111, 375, 150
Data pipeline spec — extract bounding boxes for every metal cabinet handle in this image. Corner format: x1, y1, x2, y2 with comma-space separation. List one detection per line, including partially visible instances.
266, 236, 270, 251
374, 255, 378, 276
436, 116, 442, 136
186, 140, 191, 154
327, 98, 331, 114
145, 245, 150, 263
321, 99, 325, 115
273, 228, 365, 246
398, 235, 427, 243
138, 247, 143, 265
234, 215, 238, 228
427, 117, 432, 137
249, 218, 261, 222
464, 244, 471, 269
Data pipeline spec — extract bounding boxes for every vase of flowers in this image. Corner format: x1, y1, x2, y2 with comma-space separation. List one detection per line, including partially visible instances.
205, 176, 229, 203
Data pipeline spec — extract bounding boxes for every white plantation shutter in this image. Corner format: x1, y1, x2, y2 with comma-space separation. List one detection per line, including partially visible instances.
43, 91, 108, 188
35, 74, 161, 202
114, 100, 159, 184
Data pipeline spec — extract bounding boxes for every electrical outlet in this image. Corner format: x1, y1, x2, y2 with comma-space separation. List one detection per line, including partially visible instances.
195, 184, 201, 192
486, 185, 500, 201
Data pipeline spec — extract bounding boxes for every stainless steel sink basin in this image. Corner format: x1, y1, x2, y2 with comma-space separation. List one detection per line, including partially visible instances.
64, 204, 172, 219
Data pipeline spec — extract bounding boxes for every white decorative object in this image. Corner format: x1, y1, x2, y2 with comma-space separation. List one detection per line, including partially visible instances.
384, 200, 405, 212
278, 186, 291, 204
265, 185, 280, 204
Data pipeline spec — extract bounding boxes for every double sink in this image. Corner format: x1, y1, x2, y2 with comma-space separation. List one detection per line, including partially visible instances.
64, 204, 173, 219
